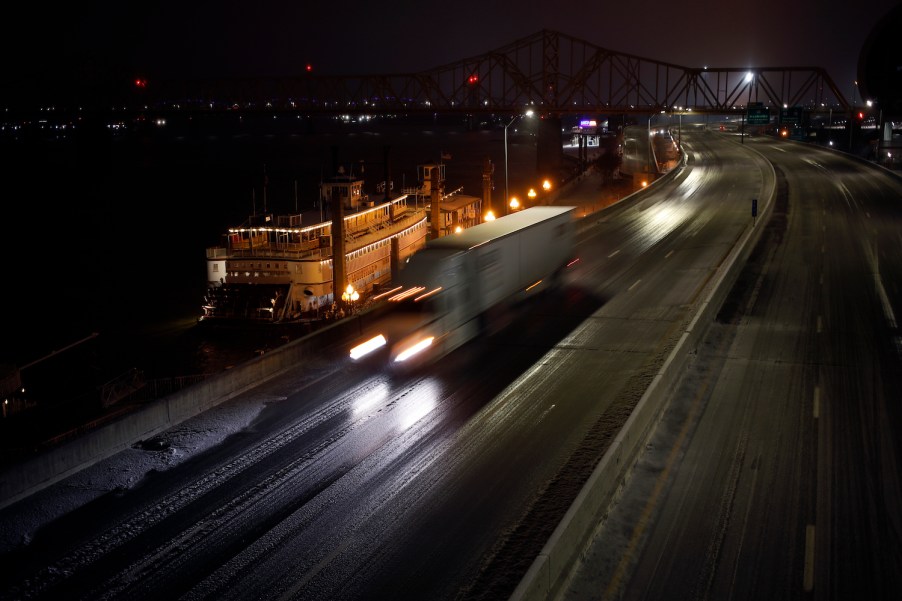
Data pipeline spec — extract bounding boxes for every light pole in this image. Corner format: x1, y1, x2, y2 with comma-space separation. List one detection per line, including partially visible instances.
341, 284, 359, 315
504, 110, 534, 215
646, 110, 665, 178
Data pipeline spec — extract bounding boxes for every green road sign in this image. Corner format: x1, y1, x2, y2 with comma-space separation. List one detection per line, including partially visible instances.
780, 106, 802, 125
747, 106, 770, 125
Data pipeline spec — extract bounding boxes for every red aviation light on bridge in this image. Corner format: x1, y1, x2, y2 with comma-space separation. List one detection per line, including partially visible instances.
134, 78, 147, 88
306, 64, 313, 72
467, 74, 479, 85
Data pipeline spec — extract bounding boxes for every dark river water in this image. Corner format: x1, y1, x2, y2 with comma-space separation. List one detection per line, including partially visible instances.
1, 112, 557, 403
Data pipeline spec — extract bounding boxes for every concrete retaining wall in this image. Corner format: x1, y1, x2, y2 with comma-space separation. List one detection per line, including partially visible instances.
510, 146, 777, 601
0, 308, 386, 510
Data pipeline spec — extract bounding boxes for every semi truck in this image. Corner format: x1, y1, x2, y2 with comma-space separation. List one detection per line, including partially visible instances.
349, 205, 578, 367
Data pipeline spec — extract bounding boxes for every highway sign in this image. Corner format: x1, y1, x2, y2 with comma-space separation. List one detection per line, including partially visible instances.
746, 106, 770, 125
780, 106, 802, 125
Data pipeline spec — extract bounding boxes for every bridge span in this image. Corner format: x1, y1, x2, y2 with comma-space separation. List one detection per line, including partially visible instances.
14, 30, 850, 121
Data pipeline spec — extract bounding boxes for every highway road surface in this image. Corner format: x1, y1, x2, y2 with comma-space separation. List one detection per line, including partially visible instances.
562, 134, 902, 600
1, 129, 776, 601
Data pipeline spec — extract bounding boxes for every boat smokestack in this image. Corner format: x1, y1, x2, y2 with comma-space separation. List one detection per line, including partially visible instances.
331, 186, 346, 307
482, 156, 493, 216
430, 167, 440, 239
383, 145, 391, 201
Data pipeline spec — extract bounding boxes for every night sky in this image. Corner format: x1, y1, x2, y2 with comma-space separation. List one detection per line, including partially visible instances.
4, 0, 900, 104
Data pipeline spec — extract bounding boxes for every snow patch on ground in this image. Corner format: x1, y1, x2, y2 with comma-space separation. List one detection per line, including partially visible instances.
0, 396, 267, 554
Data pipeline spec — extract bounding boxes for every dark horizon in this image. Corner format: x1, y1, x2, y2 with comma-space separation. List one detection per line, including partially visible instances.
3, 1, 900, 109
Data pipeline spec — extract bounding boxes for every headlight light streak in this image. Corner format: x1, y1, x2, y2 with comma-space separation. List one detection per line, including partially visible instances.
350, 334, 387, 360
394, 337, 435, 363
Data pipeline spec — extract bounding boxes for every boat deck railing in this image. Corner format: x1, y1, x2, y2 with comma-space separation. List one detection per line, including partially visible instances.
212, 208, 426, 261
344, 208, 424, 248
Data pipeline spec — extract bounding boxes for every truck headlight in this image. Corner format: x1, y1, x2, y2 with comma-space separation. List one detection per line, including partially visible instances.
394, 336, 434, 362
350, 334, 387, 360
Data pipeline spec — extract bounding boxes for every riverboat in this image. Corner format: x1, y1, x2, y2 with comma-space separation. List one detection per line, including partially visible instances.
200, 162, 482, 324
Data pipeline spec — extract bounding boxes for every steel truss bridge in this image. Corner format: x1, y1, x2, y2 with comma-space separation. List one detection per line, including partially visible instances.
145, 30, 850, 117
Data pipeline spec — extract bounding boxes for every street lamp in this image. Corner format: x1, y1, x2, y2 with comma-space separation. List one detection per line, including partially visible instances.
674, 106, 688, 146
504, 110, 534, 215
341, 284, 359, 314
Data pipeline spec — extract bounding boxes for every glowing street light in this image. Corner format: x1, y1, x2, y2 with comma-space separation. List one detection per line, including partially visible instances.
341, 283, 360, 302
484, 210, 496, 221
341, 284, 360, 313
527, 188, 537, 200
504, 110, 534, 215
509, 196, 521, 211
542, 179, 552, 192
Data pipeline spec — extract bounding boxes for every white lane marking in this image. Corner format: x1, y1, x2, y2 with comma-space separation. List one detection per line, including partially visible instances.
813, 387, 820, 419
875, 272, 898, 330
665, 250, 674, 259
804, 525, 816, 592
628, 279, 642, 291
608, 249, 621, 258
